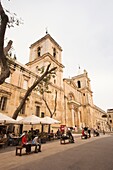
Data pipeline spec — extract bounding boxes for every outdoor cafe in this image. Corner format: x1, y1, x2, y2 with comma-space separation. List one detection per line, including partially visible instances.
0, 113, 61, 151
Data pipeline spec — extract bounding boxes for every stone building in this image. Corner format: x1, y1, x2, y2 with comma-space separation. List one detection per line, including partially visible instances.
0, 34, 108, 132
107, 109, 113, 131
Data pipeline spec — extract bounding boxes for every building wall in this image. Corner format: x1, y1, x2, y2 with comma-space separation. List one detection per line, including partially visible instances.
0, 34, 109, 133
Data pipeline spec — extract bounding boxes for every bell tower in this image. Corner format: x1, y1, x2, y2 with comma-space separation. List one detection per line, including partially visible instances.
29, 34, 62, 64
27, 34, 64, 89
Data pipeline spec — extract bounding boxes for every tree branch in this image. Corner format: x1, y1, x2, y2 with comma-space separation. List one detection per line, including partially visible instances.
0, 2, 10, 84
4, 40, 13, 55
53, 90, 57, 116
42, 95, 52, 117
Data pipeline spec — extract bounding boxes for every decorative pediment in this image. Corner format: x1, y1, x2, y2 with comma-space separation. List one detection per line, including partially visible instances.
68, 100, 80, 109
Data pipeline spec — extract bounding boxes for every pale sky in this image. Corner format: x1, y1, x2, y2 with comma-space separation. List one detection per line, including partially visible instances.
2, 0, 113, 111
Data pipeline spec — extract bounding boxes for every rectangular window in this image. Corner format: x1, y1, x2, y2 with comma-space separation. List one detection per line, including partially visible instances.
0, 96, 7, 110
53, 48, 56, 57
36, 106, 40, 117
41, 112, 44, 118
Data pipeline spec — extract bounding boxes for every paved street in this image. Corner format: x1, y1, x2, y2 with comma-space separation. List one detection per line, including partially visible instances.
0, 134, 113, 170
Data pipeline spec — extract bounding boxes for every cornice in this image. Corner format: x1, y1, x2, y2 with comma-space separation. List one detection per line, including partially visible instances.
26, 53, 64, 68
93, 104, 106, 114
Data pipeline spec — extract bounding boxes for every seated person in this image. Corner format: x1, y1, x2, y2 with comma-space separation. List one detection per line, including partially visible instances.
94, 129, 99, 136
66, 129, 74, 143
32, 136, 41, 152
55, 129, 61, 139
21, 132, 31, 154
81, 128, 87, 139
28, 131, 32, 141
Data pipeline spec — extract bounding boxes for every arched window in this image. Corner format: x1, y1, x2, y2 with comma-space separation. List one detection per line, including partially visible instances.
37, 47, 41, 57
77, 80, 81, 88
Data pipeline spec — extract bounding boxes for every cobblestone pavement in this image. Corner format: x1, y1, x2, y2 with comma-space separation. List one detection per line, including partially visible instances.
0, 134, 110, 170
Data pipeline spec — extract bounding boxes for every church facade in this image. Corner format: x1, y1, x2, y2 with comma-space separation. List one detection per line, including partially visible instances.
0, 34, 109, 132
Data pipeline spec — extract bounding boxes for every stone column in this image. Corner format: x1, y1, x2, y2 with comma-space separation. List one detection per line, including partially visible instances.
78, 110, 81, 128
71, 107, 75, 127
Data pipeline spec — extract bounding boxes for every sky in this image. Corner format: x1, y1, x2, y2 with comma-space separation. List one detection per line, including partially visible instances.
2, 0, 113, 111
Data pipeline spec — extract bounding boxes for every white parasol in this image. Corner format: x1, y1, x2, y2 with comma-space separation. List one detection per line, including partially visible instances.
41, 116, 61, 124
18, 115, 43, 125
16, 116, 23, 121
0, 112, 18, 124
